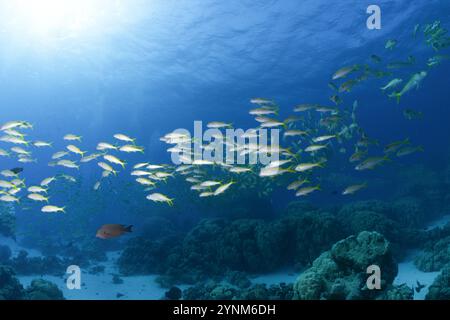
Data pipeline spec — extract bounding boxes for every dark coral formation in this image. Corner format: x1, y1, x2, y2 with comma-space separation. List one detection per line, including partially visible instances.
25, 279, 64, 300
117, 194, 450, 288
119, 208, 344, 286
165, 286, 182, 300
293, 231, 407, 300
0, 265, 63, 300
426, 265, 450, 300
183, 281, 294, 300
8, 251, 65, 276
0, 265, 25, 300
414, 235, 450, 272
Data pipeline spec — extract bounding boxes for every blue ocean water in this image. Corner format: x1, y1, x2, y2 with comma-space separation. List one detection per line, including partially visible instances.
0, 0, 450, 300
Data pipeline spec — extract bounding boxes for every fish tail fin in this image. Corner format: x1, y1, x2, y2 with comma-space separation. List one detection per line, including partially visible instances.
168, 199, 174, 206
125, 225, 133, 233
316, 185, 321, 191
318, 161, 326, 167
61, 207, 66, 213
418, 146, 425, 152
286, 166, 296, 174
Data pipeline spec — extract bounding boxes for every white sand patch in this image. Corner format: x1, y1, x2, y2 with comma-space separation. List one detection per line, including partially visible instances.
17, 251, 188, 300
18, 273, 169, 300
250, 269, 298, 286
394, 251, 440, 300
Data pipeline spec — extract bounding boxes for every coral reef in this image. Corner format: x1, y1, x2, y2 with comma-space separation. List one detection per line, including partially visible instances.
118, 234, 180, 276
426, 265, 450, 300
226, 271, 251, 289
9, 251, 65, 276
119, 208, 345, 286
378, 284, 414, 300
25, 279, 64, 300
0, 265, 25, 300
182, 281, 294, 300
414, 235, 450, 272
293, 231, 402, 300
164, 286, 182, 300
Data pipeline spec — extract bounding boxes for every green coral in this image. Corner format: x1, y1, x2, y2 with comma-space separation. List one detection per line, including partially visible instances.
25, 279, 64, 300
414, 236, 450, 272
293, 231, 400, 300
426, 265, 450, 300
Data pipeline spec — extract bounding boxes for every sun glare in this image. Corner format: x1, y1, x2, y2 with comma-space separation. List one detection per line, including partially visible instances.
2, 0, 121, 40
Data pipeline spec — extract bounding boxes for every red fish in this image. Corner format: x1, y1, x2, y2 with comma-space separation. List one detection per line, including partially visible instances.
96, 224, 133, 239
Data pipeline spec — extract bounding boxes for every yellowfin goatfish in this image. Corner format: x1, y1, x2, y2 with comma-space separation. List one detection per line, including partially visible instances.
296, 186, 320, 197
342, 183, 367, 195
41, 205, 65, 213
63, 134, 82, 142
114, 134, 135, 143
146, 193, 174, 206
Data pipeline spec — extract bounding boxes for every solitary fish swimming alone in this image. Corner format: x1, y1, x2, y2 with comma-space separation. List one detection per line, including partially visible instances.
96, 224, 133, 239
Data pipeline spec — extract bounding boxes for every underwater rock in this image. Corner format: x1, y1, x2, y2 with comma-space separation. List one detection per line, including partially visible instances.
182, 280, 294, 300
281, 211, 346, 269
89, 265, 105, 275
0, 245, 11, 263
112, 274, 124, 284
122, 209, 346, 285
118, 234, 180, 276
425, 265, 450, 300
414, 235, 450, 272
242, 283, 294, 300
164, 286, 182, 300
25, 279, 64, 300
337, 200, 427, 254
378, 284, 414, 300
293, 231, 398, 300
10, 250, 65, 276
210, 285, 237, 300
0, 265, 25, 300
